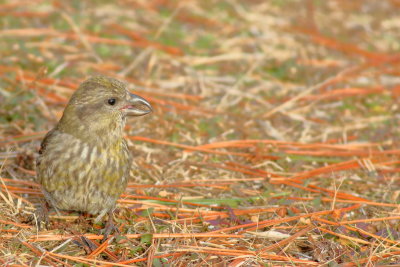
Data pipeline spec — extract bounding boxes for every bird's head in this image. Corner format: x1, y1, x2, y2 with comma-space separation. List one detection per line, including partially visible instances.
58, 76, 152, 142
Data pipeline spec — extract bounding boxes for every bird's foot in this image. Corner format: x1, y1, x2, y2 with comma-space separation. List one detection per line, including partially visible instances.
33, 201, 50, 230
100, 210, 120, 242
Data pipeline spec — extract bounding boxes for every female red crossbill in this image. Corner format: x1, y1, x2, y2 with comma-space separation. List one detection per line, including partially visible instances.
36, 76, 152, 226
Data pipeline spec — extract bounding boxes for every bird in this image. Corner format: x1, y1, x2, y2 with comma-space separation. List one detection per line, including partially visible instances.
35, 75, 152, 233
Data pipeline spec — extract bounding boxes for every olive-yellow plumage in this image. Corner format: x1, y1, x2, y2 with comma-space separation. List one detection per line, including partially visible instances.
36, 76, 152, 222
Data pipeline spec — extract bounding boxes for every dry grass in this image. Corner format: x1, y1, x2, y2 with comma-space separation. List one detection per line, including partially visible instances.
1, 0, 400, 265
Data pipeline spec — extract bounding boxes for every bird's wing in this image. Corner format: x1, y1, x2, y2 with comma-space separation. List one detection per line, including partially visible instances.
38, 128, 56, 156
36, 128, 57, 184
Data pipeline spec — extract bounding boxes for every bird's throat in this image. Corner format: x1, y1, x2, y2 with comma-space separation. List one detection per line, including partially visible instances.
58, 106, 125, 147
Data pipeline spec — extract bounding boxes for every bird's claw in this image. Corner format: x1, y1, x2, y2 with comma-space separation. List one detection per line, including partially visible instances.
33, 201, 50, 230
100, 211, 120, 242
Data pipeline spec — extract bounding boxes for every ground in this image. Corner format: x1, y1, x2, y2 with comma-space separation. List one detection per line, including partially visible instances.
1, 0, 400, 266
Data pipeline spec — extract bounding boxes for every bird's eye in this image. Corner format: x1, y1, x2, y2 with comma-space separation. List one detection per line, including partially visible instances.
107, 98, 117, 105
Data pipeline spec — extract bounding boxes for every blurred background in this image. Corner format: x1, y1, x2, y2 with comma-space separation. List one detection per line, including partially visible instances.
1, 0, 400, 265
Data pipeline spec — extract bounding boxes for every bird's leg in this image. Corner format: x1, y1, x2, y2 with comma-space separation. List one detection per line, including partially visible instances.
42, 189, 62, 216
101, 209, 120, 242
31, 190, 63, 229
34, 201, 50, 230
